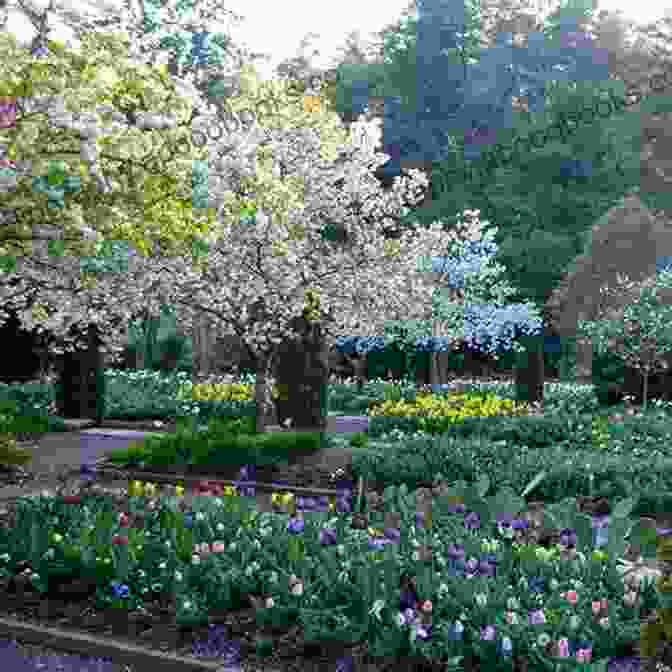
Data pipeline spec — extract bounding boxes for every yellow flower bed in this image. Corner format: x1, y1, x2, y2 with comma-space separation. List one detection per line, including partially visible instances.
367, 391, 530, 430
176, 381, 285, 403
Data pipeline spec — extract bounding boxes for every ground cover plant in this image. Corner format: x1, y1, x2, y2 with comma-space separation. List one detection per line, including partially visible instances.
2, 369, 672, 669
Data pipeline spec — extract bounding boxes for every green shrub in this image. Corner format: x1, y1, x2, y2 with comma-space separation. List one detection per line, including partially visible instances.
592, 349, 625, 406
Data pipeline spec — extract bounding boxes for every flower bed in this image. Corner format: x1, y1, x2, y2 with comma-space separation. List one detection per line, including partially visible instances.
0, 465, 666, 672
5, 372, 672, 669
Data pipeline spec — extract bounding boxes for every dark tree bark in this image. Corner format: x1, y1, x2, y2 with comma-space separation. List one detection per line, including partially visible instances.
514, 332, 545, 407
272, 314, 329, 431
53, 324, 106, 423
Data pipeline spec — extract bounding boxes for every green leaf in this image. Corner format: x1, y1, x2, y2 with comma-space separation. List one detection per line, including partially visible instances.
611, 497, 635, 521
47, 239, 65, 256
476, 473, 490, 498
0, 254, 17, 273
520, 470, 547, 498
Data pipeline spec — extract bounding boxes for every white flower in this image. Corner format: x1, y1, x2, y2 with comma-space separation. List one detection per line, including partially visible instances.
290, 581, 303, 596
265, 597, 275, 608
191, 554, 201, 565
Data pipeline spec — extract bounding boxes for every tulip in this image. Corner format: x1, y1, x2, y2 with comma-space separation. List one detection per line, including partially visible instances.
118, 512, 130, 527
563, 590, 578, 605
111, 534, 128, 545
556, 638, 570, 658
211, 542, 226, 553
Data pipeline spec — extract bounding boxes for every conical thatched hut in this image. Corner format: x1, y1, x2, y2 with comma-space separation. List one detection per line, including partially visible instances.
545, 190, 672, 393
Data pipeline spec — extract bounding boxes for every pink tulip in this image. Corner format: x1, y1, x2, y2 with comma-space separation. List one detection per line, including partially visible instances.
420, 600, 432, 613
557, 638, 570, 658
112, 534, 128, 545
211, 542, 226, 553
564, 590, 578, 605
591, 598, 607, 615
576, 648, 592, 663
118, 512, 130, 527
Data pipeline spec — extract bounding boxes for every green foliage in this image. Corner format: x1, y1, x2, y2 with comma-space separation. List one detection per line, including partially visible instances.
591, 348, 626, 406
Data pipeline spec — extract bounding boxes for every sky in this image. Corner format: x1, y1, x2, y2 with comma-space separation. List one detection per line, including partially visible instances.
2, 0, 668, 79
216, 0, 668, 80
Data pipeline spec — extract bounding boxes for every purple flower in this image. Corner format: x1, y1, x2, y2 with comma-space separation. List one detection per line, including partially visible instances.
464, 511, 481, 530
477, 553, 498, 577
368, 536, 392, 550
286, 516, 304, 534
336, 656, 353, 672
335, 496, 352, 513
560, 527, 577, 547
319, 527, 337, 546
481, 625, 496, 640
415, 624, 432, 640
237, 464, 254, 481
465, 557, 479, 574
447, 501, 466, 514
529, 609, 546, 625
447, 543, 466, 560
383, 527, 400, 543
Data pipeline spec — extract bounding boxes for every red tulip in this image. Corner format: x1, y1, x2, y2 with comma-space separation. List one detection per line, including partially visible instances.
112, 534, 129, 545
62, 495, 81, 505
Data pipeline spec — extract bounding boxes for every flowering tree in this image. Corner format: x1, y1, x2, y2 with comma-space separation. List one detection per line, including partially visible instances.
334, 209, 544, 392
577, 270, 672, 411
0, 58, 439, 427
0, 30, 223, 266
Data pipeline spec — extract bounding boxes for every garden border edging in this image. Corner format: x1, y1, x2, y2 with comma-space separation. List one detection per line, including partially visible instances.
0, 614, 238, 672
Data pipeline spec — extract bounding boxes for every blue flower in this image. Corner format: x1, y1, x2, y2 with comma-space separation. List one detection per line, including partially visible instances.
286, 516, 304, 535
111, 581, 129, 599
527, 575, 546, 594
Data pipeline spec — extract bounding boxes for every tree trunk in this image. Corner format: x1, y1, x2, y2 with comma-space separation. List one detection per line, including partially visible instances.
254, 353, 278, 433
514, 333, 545, 407
273, 314, 329, 431
54, 324, 106, 423
191, 314, 216, 381
575, 334, 594, 385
